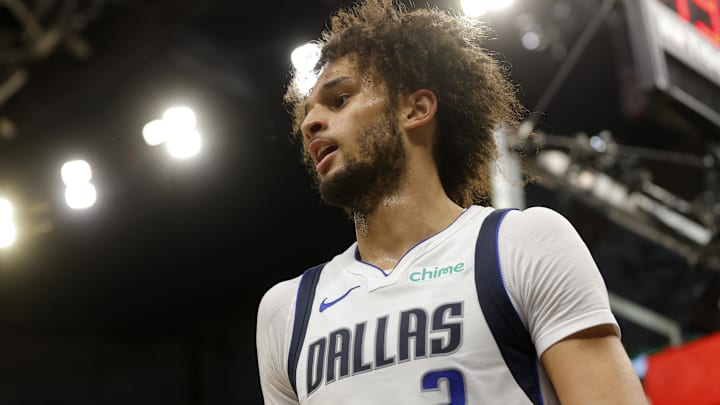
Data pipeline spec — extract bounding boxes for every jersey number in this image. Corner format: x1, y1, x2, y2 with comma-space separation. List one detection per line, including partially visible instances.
422, 369, 466, 405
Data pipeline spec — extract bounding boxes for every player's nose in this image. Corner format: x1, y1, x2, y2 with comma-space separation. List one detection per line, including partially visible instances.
300, 109, 328, 142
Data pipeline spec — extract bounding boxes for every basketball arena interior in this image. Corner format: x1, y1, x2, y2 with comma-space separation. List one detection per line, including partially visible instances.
0, 0, 719, 403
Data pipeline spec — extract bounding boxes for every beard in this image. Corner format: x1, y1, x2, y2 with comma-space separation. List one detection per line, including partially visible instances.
302, 110, 406, 214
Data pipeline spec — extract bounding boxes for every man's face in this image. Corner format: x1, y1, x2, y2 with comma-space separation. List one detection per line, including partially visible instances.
299, 55, 405, 212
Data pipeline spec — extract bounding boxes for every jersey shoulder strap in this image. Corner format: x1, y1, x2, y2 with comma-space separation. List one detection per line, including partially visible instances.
287, 262, 327, 395
474, 207, 543, 405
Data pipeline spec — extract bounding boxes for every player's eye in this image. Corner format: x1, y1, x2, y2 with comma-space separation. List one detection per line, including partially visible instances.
333, 94, 350, 108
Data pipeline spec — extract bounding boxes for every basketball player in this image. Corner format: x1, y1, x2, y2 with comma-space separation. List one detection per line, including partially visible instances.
256, 0, 648, 403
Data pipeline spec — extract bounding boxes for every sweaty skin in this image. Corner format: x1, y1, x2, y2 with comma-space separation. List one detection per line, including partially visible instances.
301, 54, 463, 271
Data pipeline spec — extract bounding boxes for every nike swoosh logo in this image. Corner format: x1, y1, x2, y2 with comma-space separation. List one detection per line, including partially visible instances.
319, 285, 361, 313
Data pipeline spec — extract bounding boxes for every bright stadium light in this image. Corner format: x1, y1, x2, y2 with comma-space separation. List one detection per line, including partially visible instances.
291, 42, 321, 95
143, 105, 203, 159
291, 42, 321, 72
0, 221, 17, 248
461, 0, 514, 17
0, 197, 12, 221
166, 129, 202, 159
61, 159, 96, 209
521, 30, 543, 50
0, 197, 16, 249
142, 119, 169, 146
162, 106, 196, 130
64, 182, 97, 210
61, 159, 92, 186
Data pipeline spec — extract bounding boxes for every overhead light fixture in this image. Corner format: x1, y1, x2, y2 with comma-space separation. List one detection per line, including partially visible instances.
290, 42, 321, 95
61, 159, 97, 210
0, 197, 17, 248
143, 106, 202, 159
461, 0, 515, 17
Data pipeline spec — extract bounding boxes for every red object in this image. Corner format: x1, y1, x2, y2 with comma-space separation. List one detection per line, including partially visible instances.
674, 0, 720, 46
644, 332, 720, 405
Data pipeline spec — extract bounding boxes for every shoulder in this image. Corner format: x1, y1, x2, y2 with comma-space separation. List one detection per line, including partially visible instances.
257, 274, 304, 329
495, 205, 597, 278
256, 271, 310, 372
257, 261, 332, 325
499, 206, 584, 246
493, 207, 618, 352
256, 273, 307, 401
492, 206, 609, 299
255, 275, 302, 358
503, 205, 574, 229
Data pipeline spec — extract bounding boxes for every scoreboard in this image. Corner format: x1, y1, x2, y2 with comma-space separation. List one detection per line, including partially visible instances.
623, 0, 720, 129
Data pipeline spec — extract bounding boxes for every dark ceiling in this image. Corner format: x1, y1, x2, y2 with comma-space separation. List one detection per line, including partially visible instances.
0, 0, 366, 329
0, 0, 719, 402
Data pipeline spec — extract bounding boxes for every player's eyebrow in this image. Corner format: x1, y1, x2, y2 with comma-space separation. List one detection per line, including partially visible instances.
304, 76, 354, 116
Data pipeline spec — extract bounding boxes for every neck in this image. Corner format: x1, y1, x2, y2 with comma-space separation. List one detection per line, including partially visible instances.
352, 174, 465, 271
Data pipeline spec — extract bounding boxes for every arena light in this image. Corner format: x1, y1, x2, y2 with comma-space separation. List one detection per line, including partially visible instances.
290, 42, 321, 95
461, 0, 515, 17
142, 119, 169, 146
521, 30, 544, 51
143, 105, 202, 159
166, 128, 202, 159
64, 182, 97, 210
515, 13, 547, 51
0, 197, 13, 221
162, 106, 196, 130
0, 197, 16, 248
61, 159, 96, 209
61, 159, 92, 186
0, 222, 17, 249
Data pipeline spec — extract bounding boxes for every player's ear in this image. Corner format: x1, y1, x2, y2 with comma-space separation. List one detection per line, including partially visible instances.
399, 89, 438, 131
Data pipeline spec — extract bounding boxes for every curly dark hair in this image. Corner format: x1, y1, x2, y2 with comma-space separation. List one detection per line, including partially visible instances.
283, 0, 526, 207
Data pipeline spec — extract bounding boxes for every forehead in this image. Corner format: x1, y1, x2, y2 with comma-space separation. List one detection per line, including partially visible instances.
302, 54, 383, 116
309, 54, 382, 97
316, 54, 362, 86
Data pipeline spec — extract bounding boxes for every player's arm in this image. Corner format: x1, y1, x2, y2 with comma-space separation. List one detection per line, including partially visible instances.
499, 207, 647, 404
541, 324, 648, 404
256, 280, 302, 405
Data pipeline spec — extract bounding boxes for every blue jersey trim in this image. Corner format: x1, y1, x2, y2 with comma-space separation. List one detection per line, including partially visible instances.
286, 207, 544, 401
475, 208, 543, 405
287, 263, 326, 395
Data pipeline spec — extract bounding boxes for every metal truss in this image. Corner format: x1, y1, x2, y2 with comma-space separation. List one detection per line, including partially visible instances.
0, 0, 105, 137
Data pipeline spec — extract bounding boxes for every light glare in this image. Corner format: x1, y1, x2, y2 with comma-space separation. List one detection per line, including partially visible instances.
295, 72, 319, 95
461, 0, 488, 17
291, 42, 321, 95
166, 129, 202, 159
142, 119, 169, 146
64, 182, 97, 209
521, 31, 542, 50
61, 160, 92, 186
291, 42, 321, 72
162, 106, 196, 129
495, 0, 514, 8
537, 151, 571, 176
0, 222, 17, 248
461, 0, 514, 17
0, 197, 12, 221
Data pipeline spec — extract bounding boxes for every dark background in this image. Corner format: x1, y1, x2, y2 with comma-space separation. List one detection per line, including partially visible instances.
0, 0, 718, 403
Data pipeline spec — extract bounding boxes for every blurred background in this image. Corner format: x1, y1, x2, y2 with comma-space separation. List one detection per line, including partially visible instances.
0, 0, 719, 403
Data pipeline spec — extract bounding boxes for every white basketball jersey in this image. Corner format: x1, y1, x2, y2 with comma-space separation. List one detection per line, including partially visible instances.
256, 205, 619, 404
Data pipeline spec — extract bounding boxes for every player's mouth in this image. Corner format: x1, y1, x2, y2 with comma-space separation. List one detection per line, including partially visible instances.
309, 139, 339, 175
315, 145, 338, 175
